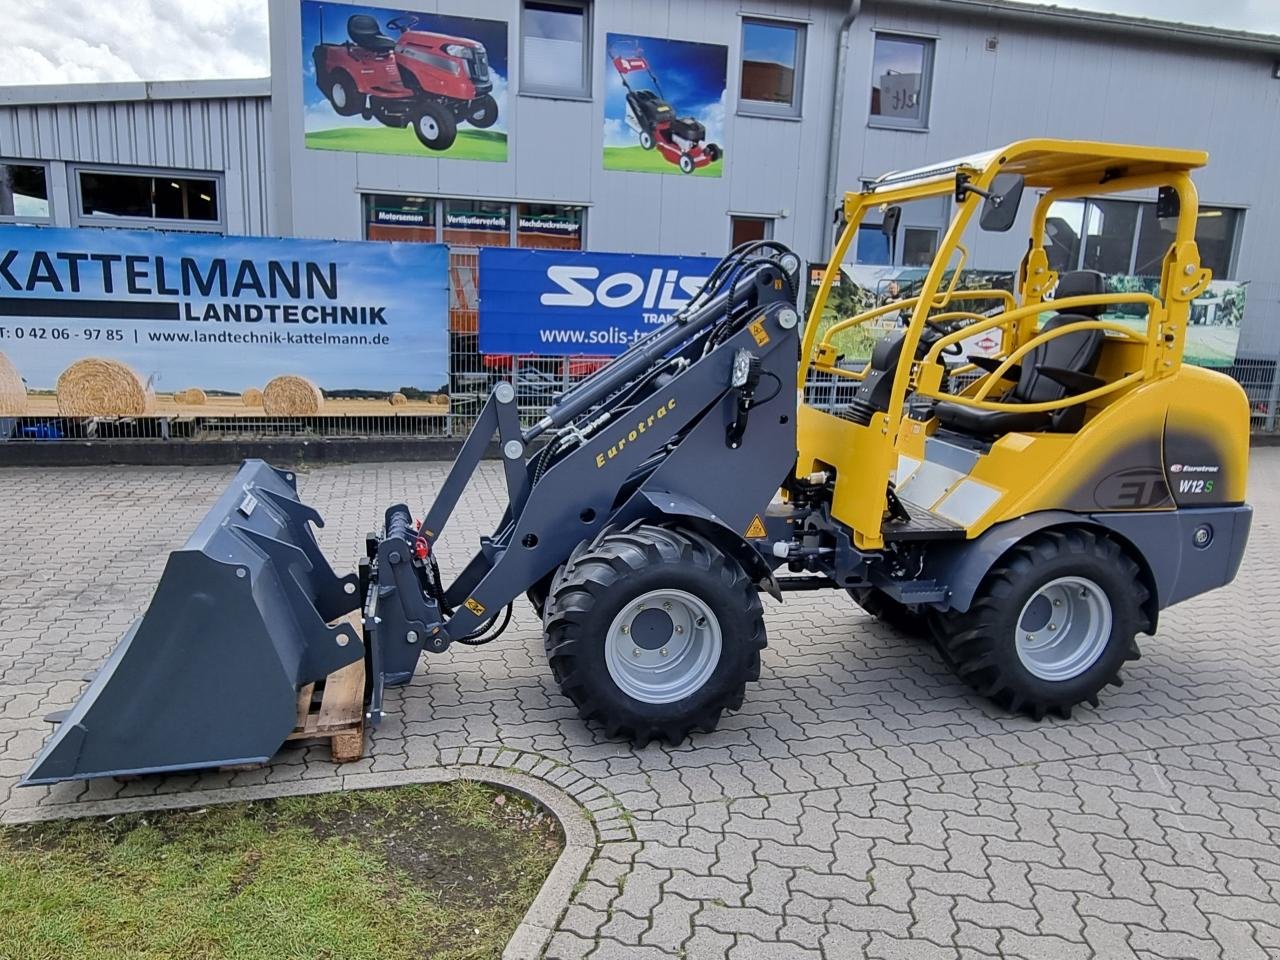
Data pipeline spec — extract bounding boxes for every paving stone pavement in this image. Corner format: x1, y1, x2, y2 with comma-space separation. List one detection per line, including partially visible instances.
1, 453, 1279, 959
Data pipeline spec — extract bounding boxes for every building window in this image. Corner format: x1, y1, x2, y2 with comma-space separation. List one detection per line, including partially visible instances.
902, 227, 938, 266
869, 34, 934, 130
0, 162, 51, 221
739, 18, 805, 118
364, 194, 438, 243
1134, 204, 1241, 279
517, 203, 584, 249
443, 199, 511, 247
1044, 196, 1242, 279
731, 215, 774, 247
521, 0, 591, 98
856, 224, 891, 265
75, 168, 220, 229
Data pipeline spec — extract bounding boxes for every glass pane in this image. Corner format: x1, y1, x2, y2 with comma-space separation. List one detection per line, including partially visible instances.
902, 228, 937, 267
80, 172, 152, 218
517, 203, 583, 249
731, 216, 770, 247
0, 164, 50, 218
1192, 207, 1239, 279
740, 21, 799, 105
856, 225, 891, 265
443, 198, 510, 247
1081, 199, 1139, 275
1044, 200, 1085, 273
870, 36, 927, 122
365, 193, 436, 242
1135, 202, 1239, 279
154, 177, 218, 221
523, 2, 584, 92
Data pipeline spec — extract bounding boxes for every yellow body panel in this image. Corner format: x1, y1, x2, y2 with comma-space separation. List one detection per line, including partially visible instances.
797, 138, 1249, 545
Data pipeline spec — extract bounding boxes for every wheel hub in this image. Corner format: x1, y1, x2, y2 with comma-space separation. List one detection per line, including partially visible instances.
604, 589, 722, 704
1014, 576, 1112, 682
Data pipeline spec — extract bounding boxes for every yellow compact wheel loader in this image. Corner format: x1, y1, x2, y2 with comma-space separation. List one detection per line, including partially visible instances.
25, 140, 1252, 785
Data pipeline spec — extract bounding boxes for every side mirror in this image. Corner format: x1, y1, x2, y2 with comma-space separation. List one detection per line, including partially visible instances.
880, 205, 901, 261
978, 173, 1025, 232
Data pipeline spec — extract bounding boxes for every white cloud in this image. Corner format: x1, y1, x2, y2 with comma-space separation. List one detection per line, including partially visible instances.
602, 115, 635, 149
1, 1, 1278, 88
1, 0, 269, 85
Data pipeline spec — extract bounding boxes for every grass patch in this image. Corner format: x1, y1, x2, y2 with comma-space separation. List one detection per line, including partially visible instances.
0, 781, 562, 960
305, 127, 508, 162
603, 145, 722, 177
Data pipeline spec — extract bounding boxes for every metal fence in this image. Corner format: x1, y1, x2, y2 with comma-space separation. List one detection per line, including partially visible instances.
3, 250, 1280, 444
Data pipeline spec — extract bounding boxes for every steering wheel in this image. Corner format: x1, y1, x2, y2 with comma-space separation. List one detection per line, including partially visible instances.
386, 14, 420, 32
917, 323, 965, 358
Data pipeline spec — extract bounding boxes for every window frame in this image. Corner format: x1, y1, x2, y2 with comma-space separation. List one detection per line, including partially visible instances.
519, 0, 593, 101
71, 164, 224, 233
361, 192, 589, 249
737, 16, 807, 120
0, 158, 54, 224
867, 32, 936, 132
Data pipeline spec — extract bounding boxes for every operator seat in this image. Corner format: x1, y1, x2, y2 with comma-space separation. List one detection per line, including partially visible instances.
932, 270, 1107, 437
348, 15, 396, 52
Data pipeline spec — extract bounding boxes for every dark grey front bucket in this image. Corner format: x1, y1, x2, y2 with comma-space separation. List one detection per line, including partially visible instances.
22, 460, 363, 786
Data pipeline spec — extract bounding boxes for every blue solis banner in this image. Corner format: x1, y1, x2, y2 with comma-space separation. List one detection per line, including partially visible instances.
0, 226, 449, 399
478, 248, 718, 355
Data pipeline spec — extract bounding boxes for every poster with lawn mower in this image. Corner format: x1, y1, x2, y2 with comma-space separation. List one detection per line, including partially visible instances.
604, 33, 726, 177
301, 1, 507, 161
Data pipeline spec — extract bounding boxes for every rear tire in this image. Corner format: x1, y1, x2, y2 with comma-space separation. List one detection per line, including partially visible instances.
544, 526, 765, 746
639, 130, 655, 150
326, 72, 361, 117
933, 529, 1144, 720
850, 587, 931, 639
412, 102, 458, 151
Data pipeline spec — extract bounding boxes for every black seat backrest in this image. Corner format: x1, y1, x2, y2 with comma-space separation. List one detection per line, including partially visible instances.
348, 15, 395, 52
1012, 270, 1105, 404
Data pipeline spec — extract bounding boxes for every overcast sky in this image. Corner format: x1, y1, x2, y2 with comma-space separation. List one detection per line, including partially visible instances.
3, 0, 1279, 86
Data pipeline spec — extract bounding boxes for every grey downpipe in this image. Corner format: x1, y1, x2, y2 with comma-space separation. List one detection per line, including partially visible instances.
821, 0, 864, 257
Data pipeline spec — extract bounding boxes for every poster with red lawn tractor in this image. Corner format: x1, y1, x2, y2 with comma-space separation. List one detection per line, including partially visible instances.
604, 33, 727, 178
301, 1, 508, 162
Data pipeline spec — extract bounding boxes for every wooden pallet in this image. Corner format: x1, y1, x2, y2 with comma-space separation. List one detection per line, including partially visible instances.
285, 652, 367, 763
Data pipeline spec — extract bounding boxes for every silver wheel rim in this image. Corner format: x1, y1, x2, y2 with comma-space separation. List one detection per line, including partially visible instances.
641, 132, 652, 148
418, 115, 439, 139
331, 83, 346, 109
1015, 576, 1112, 681
604, 589, 722, 704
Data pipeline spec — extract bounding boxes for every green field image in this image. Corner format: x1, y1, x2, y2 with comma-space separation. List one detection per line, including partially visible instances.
604, 145, 723, 178
306, 127, 507, 162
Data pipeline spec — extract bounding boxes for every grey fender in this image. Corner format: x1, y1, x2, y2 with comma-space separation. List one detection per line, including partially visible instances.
629, 489, 783, 600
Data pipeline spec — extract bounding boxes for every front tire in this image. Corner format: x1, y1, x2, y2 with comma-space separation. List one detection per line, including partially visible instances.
544, 526, 766, 746
678, 152, 695, 174
412, 102, 458, 151
933, 529, 1145, 719
466, 94, 499, 128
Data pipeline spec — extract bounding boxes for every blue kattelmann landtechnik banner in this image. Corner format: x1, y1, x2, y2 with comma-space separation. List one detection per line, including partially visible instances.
0, 226, 449, 393
478, 248, 718, 356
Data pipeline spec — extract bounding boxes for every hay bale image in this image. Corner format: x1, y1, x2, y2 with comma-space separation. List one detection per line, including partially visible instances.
175, 388, 208, 405
56, 358, 155, 416
389, 391, 408, 406
263, 375, 324, 415
0, 352, 28, 415
241, 387, 264, 407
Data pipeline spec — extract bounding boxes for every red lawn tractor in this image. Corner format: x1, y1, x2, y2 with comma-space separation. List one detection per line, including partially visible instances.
611, 43, 722, 175
312, 13, 499, 152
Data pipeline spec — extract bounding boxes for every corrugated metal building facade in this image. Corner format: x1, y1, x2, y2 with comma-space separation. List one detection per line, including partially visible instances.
3, 0, 1279, 354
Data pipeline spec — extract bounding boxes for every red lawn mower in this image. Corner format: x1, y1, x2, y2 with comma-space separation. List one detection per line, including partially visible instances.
312, 12, 499, 152
610, 42, 722, 174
